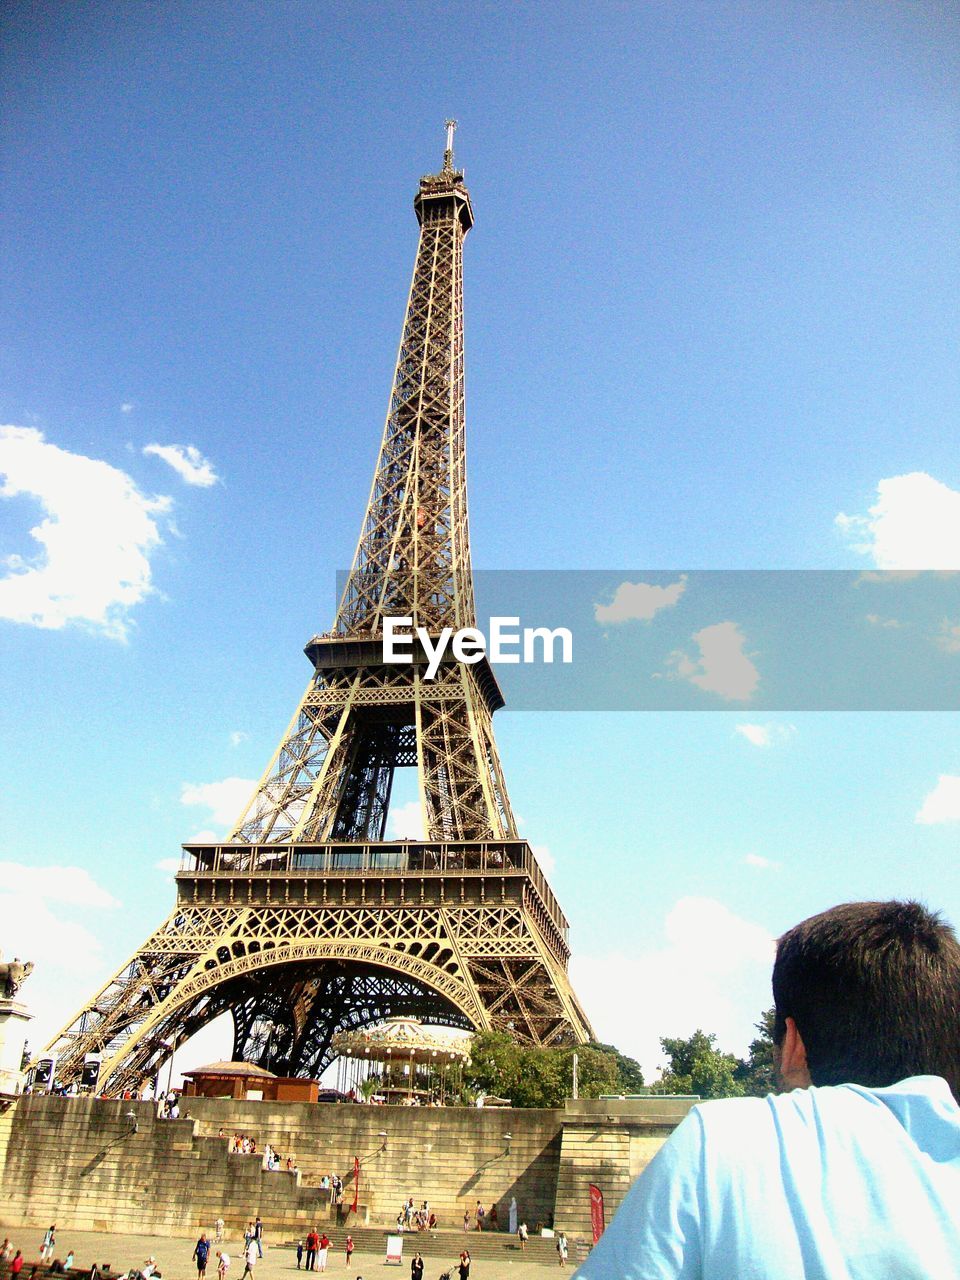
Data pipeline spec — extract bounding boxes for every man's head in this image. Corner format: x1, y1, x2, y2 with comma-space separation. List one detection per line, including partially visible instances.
772, 899, 960, 1098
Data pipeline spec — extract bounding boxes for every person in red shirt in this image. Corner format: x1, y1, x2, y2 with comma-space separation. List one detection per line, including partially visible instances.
304, 1231, 318, 1273
11, 1251, 24, 1276
344, 1237, 353, 1267
316, 1234, 330, 1273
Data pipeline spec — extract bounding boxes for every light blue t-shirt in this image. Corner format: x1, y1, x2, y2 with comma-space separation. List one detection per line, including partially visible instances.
573, 1076, 960, 1279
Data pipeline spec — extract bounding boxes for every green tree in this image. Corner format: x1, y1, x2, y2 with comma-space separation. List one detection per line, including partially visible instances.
656, 1029, 744, 1099
735, 1008, 777, 1097
587, 1041, 645, 1092
560, 1045, 623, 1099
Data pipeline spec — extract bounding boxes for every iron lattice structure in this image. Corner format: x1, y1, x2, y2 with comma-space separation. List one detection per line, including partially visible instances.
44, 126, 592, 1095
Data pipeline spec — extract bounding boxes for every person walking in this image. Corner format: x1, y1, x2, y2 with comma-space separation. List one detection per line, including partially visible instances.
410, 1254, 424, 1280
240, 1240, 257, 1280
304, 1229, 318, 1273
41, 1226, 57, 1262
253, 1218, 264, 1259
295, 1242, 303, 1270
316, 1234, 329, 1273
214, 1220, 224, 1245
193, 1233, 211, 1280
462, 1210, 469, 1233
344, 1237, 353, 1268
10, 1252, 23, 1277
457, 1249, 470, 1280
556, 1231, 568, 1266
475, 1202, 485, 1232
517, 1222, 528, 1253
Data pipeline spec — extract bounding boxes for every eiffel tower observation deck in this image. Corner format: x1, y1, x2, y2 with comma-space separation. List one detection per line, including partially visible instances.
44, 123, 593, 1096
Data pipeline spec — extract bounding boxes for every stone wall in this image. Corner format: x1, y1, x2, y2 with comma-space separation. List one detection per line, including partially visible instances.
0, 1094, 692, 1241
554, 1098, 697, 1237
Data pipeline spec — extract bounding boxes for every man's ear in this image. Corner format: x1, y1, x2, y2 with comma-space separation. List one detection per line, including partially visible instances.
777, 1016, 812, 1090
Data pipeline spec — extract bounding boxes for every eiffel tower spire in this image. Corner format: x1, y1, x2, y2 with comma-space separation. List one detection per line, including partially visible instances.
41, 128, 592, 1096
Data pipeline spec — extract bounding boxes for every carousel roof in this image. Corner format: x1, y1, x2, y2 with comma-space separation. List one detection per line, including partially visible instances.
331, 1017, 472, 1064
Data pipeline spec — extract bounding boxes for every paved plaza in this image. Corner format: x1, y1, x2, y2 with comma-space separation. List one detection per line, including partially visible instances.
0, 1226, 570, 1280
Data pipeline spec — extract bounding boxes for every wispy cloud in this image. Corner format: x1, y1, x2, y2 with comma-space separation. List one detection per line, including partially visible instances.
837, 472, 960, 570
916, 774, 960, 825
865, 613, 903, 630
935, 620, 960, 655
743, 852, 781, 870
181, 777, 257, 832
735, 722, 794, 748
229, 730, 249, 747
120, 402, 135, 414
143, 442, 219, 488
666, 621, 759, 701
0, 426, 170, 639
595, 575, 687, 625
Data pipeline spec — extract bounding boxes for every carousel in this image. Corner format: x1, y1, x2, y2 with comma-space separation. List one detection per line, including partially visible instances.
331, 1017, 472, 1105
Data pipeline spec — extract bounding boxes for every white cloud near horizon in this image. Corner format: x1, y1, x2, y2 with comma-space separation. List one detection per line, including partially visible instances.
571, 897, 775, 1079
0, 425, 171, 639
181, 777, 257, 832
143, 443, 219, 488
916, 774, 960, 825
0, 861, 123, 1049
595, 576, 687, 625
836, 472, 960, 569
667, 621, 759, 701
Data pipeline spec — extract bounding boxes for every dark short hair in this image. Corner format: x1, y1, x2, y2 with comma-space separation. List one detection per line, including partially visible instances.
772, 900, 960, 1098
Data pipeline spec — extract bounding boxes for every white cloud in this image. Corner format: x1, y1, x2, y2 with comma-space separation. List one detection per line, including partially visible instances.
387, 800, 425, 840
154, 857, 182, 875
0, 425, 171, 639
0, 861, 120, 909
837, 472, 960, 570
935, 620, 960, 655
735, 723, 794, 748
865, 613, 903, 629
120, 402, 135, 414
143, 443, 219, 488
187, 828, 220, 843
744, 853, 780, 870
916, 774, 960, 825
229, 730, 249, 747
0, 861, 122, 1049
181, 777, 257, 832
571, 897, 775, 1079
531, 843, 556, 876
667, 621, 759, 701
595, 576, 687, 625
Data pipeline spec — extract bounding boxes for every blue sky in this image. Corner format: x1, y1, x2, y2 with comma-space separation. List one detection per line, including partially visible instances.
1, 2, 959, 1080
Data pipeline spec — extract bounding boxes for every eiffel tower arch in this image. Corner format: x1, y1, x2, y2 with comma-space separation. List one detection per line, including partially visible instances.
44, 123, 593, 1096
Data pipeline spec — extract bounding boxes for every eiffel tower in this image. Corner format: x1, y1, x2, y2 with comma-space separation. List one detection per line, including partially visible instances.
44, 123, 592, 1095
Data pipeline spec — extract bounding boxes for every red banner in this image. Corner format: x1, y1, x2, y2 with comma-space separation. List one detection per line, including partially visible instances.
588, 1183, 605, 1245
352, 1156, 360, 1213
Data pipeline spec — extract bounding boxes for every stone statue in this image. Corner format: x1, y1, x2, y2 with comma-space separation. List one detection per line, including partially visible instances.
0, 950, 34, 999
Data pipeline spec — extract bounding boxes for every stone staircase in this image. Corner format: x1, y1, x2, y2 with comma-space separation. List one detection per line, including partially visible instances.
276, 1226, 559, 1265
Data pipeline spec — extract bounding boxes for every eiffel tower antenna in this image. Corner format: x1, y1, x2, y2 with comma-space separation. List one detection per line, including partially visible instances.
43, 126, 592, 1095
